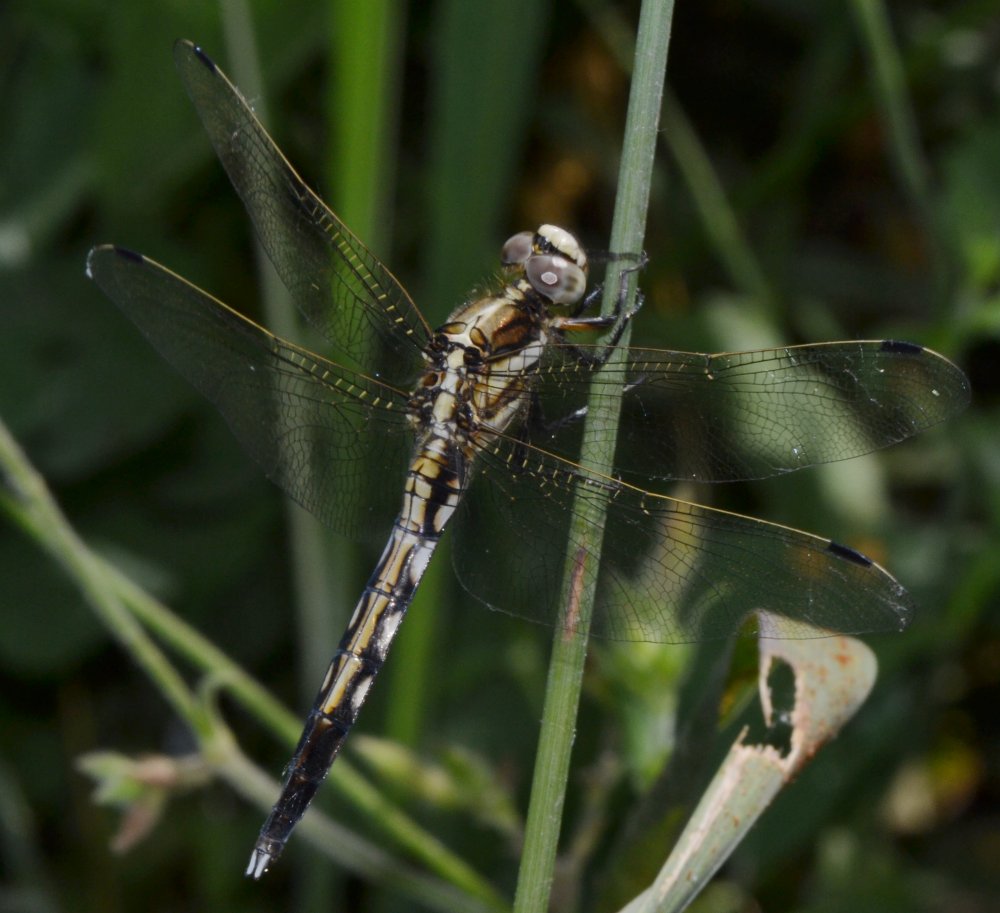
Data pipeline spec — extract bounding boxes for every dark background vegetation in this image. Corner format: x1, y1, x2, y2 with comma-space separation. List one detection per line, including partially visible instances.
1, 0, 997, 910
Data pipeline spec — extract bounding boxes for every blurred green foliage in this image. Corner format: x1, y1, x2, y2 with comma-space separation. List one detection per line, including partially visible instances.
0, 0, 998, 911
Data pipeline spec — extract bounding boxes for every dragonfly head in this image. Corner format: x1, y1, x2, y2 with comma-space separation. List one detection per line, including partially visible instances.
501, 225, 589, 306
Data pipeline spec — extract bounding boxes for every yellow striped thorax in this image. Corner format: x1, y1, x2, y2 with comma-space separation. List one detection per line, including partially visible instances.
409, 225, 589, 447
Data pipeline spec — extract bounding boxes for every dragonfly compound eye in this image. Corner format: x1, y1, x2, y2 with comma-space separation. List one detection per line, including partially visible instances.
526, 253, 588, 305
500, 231, 534, 266
534, 224, 588, 271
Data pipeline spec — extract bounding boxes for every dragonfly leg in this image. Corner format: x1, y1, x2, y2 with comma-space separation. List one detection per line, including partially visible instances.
555, 290, 645, 367
565, 245, 646, 319
554, 246, 646, 360
517, 390, 585, 446
524, 375, 648, 444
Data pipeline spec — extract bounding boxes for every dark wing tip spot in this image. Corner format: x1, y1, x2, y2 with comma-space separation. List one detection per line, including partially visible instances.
827, 539, 873, 568
880, 339, 923, 356
175, 38, 217, 73
112, 246, 144, 264
193, 45, 217, 72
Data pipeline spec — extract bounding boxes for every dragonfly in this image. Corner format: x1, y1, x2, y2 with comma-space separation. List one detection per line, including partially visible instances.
87, 40, 969, 879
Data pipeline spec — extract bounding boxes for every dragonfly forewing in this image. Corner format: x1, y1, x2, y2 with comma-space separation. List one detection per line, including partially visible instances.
509, 339, 970, 485
86, 245, 415, 541
173, 39, 430, 385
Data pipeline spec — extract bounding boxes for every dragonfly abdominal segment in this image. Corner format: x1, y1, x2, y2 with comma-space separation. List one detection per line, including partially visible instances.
87, 40, 969, 880
247, 457, 454, 877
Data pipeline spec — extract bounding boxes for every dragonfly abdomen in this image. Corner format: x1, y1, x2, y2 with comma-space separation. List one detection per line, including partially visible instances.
247, 435, 467, 877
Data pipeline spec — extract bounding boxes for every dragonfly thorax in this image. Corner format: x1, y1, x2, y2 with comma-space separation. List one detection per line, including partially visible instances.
411, 295, 546, 445
408, 226, 591, 445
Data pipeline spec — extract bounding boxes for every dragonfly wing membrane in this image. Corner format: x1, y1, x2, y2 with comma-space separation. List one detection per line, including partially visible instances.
455, 434, 912, 642
88, 245, 413, 541
522, 340, 970, 483
172, 40, 430, 383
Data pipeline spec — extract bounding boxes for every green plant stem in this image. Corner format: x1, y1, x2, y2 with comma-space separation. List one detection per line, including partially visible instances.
219, 746, 500, 913
849, 0, 931, 213
329, 0, 404, 247
219, 0, 343, 702
659, 88, 776, 310
578, 0, 774, 313
512, 2, 675, 911
0, 421, 208, 739
327, 0, 439, 764
214, 19, 340, 910
849, 0, 952, 307
0, 413, 504, 910
115, 570, 505, 908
